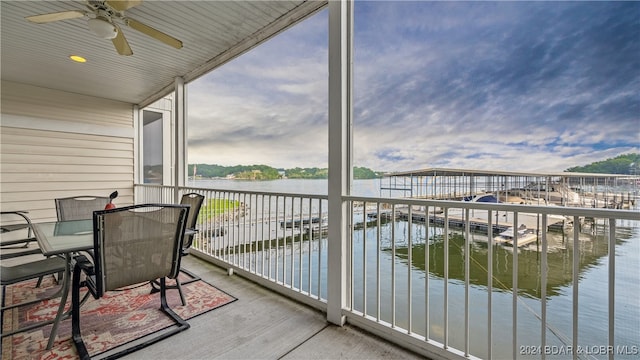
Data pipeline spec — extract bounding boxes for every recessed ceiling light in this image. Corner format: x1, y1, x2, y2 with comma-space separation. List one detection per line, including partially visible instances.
70, 55, 87, 63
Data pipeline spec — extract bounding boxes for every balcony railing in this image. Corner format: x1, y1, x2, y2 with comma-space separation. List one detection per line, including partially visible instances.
135, 184, 639, 360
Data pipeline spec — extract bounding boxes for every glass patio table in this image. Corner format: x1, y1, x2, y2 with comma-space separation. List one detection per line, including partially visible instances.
34, 219, 94, 254
32, 219, 94, 349
32, 219, 196, 349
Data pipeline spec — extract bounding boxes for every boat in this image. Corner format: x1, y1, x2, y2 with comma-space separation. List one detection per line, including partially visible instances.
463, 193, 499, 203
494, 224, 538, 247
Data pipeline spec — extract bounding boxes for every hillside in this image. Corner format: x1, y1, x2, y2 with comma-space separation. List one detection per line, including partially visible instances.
189, 164, 383, 180
565, 153, 640, 174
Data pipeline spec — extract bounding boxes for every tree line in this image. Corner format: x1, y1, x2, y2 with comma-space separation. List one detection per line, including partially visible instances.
189, 164, 383, 180
565, 153, 640, 174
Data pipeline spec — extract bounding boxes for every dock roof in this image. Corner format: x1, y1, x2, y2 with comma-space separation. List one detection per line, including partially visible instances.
383, 167, 631, 179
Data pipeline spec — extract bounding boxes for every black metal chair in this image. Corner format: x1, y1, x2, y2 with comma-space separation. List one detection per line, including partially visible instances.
151, 193, 204, 306
71, 203, 190, 360
178, 193, 205, 256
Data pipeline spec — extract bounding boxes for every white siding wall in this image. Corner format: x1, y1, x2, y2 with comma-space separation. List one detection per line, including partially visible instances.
1, 81, 135, 222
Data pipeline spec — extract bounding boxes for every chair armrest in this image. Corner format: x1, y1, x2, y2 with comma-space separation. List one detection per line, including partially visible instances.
1, 210, 30, 217
2, 211, 42, 256
1, 211, 34, 246
0, 211, 33, 231
74, 255, 94, 274
74, 255, 98, 299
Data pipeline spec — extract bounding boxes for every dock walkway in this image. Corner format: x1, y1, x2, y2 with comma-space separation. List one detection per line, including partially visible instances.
198, 205, 569, 252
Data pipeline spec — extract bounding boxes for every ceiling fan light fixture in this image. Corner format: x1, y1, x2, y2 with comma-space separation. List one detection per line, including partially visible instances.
87, 17, 117, 39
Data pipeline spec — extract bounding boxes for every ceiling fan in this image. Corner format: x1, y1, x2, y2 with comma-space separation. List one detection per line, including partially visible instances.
25, 0, 183, 56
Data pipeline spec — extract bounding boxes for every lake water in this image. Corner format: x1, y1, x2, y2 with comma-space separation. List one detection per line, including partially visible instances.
190, 178, 384, 196
191, 178, 639, 359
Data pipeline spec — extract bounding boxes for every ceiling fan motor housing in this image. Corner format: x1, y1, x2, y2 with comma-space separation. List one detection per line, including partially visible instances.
87, 10, 117, 39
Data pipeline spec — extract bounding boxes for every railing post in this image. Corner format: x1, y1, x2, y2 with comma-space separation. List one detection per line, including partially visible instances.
327, 0, 353, 326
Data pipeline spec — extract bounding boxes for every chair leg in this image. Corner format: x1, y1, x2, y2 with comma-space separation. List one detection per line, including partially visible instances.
35, 270, 63, 288
103, 278, 190, 360
150, 276, 187, 306
69, 275, 189, 360
175, 278, 186, 306
71, 263, 90, 360
149, 279, 160, 293
159, 278, 189, 329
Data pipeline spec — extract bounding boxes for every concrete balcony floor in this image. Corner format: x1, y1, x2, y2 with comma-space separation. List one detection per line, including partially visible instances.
127, 255, 426, 359
2, 244, 425, 359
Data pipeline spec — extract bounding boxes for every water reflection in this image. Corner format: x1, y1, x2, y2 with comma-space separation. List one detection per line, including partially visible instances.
391, 221, 633, 299
348, 219, 639, 358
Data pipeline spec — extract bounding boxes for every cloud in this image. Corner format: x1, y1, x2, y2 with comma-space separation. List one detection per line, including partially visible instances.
187, 2, 639, 172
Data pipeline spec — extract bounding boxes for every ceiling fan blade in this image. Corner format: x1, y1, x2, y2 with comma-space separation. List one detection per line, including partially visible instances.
105, 0, 143, 12
25, 10, 85, 24
126, 18, 183, 49
112, 24, 133, 55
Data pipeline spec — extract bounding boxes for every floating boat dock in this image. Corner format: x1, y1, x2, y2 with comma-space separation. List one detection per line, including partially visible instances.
381, 167, 639, 209
375, 208, 566, 234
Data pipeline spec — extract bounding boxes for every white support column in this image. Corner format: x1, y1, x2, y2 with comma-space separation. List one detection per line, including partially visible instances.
133, 105, 141, 184
327, 0, 353, 326
133, 105, 141, 203
173, 77, 187, 203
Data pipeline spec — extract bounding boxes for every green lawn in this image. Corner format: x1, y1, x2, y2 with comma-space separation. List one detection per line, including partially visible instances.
198, 198, 240, 220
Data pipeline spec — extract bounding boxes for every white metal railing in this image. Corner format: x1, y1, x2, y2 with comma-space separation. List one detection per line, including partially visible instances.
343, 196, 639, 360
135, 184, 329, 311
135, 184, 639, 360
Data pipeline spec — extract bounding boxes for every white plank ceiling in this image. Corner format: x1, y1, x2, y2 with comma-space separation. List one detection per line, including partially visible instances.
1, 1, 326, 107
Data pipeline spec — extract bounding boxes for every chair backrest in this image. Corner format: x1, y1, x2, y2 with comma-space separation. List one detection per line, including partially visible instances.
179, 193, 204, 250
179, 193, 204, 231
55, 196, 110, 221
92, 204, 189, 296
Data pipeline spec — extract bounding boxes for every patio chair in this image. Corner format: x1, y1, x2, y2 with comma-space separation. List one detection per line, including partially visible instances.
0, 211, 42, 258
179, 193, 205, 256
1, 256, 66, 313
55, 193, 116, 261
71, 203, 190, 360
1, 211, 67, 291
150, 192, 204, 305
55, 195, 111, 221
1, 254, 66, 342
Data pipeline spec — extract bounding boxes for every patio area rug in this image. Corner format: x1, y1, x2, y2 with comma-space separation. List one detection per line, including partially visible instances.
1, 271, 237, 359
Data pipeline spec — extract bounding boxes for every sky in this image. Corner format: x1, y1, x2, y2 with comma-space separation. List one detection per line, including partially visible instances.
186, 1, 639, 173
